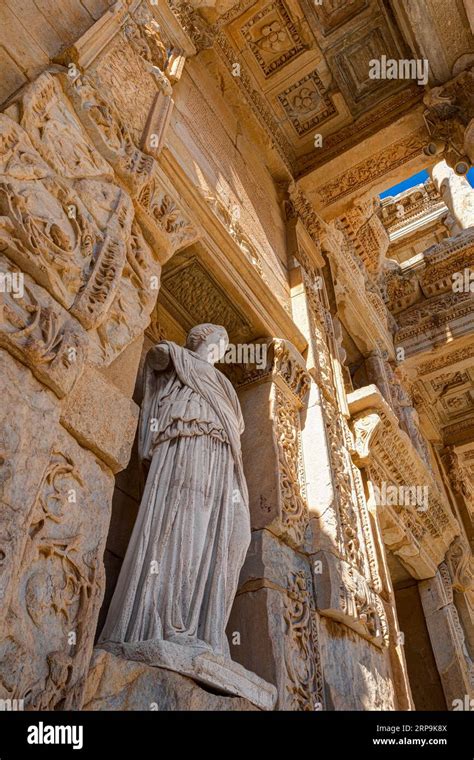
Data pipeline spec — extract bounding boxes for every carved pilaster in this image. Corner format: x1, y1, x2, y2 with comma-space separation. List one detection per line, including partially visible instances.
228, 529, 324, 711
419, 563, 474, 708
234, 338, 311, 551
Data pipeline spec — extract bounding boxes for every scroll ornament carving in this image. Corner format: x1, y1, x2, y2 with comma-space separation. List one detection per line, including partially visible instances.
0, 115, 93, 310
350, 456, 383, 594
447, 536, 474, 594
58, 71, 155, 196
137, 176, 197, 255
283, 571, 324, 711
366, 288, 393, 334
438, 563, 474, 687
20, 73, 112, 180
318, 131, 428, 205
287, 181, 326, 246
0, 74, 139, 333
365, 349, 432, 469
349, 389, 459, 574
1, 439, 113, 709
168, 0, 215, 51
0, 258, 87, 398
221, 338, 311, 549
226, 338, 310, 397
162, 257, 249, 338
203, 192, 264, 279
274, 388, 309, 549
423, 67, 474, 167
290, 245, 381, 589
70, 193, 134, 331
293, 247, 382, 591
340, 199, 389, 276
273, 338, 311, 403
122, 5, 173, 94
352, 412, 382, 464
91, 221, 161, 364
0, 68, 189, 358
296, 252, 335, 394
322, 396, 365, 572
390, 367, 431, 469
321, 220, 394, 353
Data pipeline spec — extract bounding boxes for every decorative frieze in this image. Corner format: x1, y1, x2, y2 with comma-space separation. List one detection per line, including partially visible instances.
161, 255, 251, 340
0, 255, 87, 398
339, 198, 389, 276
203, 191, 265, 279
395, 291, 474, 355
58, 71, 155, 196
316, 130, 427, 206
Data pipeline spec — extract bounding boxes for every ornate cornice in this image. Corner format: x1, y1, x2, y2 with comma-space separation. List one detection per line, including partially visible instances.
348, 385, 460, 579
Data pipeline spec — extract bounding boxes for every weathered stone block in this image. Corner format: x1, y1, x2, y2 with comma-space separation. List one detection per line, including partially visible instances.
238, 528, 310, 589
0, 424, 114, 709
0, 350, 59, 623
318, 616, 396, 711
312, 550, 389, 648
0, 255, 87, 398
229, 532, 323, 711
84, 650, 259, 711
60, 366, 139, 473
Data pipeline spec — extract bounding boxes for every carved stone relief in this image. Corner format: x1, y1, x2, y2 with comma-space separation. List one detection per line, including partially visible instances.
278, 70, 337, 136
0, 426, 114, 709
241, 0, 306, 78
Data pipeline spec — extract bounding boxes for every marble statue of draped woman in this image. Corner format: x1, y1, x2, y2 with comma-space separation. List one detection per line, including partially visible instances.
98, 324, 251, 658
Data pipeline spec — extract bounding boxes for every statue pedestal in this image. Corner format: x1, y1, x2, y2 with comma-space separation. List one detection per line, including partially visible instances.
97, 640, 277, 710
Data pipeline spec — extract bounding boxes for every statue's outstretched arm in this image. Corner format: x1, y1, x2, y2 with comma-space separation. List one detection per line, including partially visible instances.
147, 342, 171, 371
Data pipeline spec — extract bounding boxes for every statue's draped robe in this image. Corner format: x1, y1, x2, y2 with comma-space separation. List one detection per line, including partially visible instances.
99, 342, 251, 656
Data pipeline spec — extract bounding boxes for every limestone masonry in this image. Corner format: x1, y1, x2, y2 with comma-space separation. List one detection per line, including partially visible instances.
0, 0, 472, 712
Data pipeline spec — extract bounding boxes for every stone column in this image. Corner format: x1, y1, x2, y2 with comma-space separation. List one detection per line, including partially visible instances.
431, 160, 474, 232
419, 565, 474, 709
282, 198, 407, 709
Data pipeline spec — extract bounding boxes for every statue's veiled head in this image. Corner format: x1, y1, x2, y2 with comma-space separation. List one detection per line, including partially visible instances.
185, 323, 229, 365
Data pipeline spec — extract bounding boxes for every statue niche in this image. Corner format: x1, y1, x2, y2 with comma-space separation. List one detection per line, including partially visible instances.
98, 323, 276, 709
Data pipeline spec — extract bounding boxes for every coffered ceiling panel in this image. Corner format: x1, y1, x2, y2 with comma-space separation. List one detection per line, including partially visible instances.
307, 0, 370, 37
240, 0, 306, 77
277, 68, 337, 135
216, 0, 423, 175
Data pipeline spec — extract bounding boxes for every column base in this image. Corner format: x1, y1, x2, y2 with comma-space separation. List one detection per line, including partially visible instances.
97, 640, 277, 710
